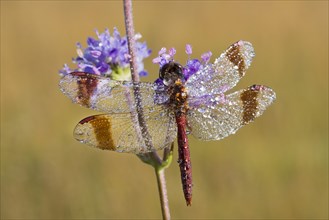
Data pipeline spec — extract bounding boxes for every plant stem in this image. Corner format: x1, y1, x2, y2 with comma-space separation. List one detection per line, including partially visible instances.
122, 0, 171, 219
155, 168, 171, 220
123, 0, 156, 153
123, 0, 139, 82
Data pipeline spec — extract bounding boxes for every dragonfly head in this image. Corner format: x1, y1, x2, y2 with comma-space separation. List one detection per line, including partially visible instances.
159, 61, 184, 86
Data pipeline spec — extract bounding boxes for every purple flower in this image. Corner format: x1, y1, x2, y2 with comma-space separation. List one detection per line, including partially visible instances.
153, 44, 213, 82
184, 59, 202, 79
59, 28, 151, 80
152, 47, 176, 67
185, 44, 192, 55
201, 51, 212, 64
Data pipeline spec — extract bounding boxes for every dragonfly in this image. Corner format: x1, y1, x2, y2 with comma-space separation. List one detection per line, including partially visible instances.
59, 40, 276, 206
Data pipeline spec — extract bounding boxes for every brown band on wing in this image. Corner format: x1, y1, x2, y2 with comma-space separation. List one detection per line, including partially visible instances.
226, 43, 245, 77
241, 87, 259, 125
74, 73, 98, 107
90, 116, 116, 151
79, 115, 96, 124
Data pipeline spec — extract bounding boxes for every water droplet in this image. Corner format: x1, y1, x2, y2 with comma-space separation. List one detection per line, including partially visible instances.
198, 108, 206, 113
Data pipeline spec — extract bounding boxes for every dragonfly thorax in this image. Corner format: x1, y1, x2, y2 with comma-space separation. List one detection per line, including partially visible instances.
159, 62, 188, 114
159, 61, 184, 86
170, 80, 188, 115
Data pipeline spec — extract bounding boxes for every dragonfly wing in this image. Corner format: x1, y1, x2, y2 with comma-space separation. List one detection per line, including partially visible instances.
59, 72, 166, 113
74, 105, 177, 154
185, 41, 255, 97
187, 85, 276, 140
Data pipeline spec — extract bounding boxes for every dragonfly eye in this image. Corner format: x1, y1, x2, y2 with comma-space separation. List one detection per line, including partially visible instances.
159, 61, 184, 86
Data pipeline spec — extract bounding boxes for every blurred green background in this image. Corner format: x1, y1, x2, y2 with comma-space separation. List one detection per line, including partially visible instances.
1, 1, 328, 219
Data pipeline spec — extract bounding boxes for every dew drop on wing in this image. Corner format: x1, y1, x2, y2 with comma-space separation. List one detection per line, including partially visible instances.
148, 107, 155, 113
215, 96, 221, 102
198, 107, 206, 113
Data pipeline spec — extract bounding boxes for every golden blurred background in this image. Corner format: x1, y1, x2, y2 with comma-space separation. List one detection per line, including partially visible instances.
1, 1, 328, 219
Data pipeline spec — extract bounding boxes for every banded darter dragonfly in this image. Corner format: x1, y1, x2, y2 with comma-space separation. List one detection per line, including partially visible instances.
60, 40, 276, 205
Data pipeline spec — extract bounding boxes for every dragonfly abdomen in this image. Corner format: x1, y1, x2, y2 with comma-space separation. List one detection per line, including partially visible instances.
176, 114, 193, 206
169, 77, 193, 206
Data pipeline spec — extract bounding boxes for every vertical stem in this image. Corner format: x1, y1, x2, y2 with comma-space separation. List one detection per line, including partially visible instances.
123, 0, 157, 153
123, 0, 139, 82
155, 168, 171, 220
123, 0, 171, 219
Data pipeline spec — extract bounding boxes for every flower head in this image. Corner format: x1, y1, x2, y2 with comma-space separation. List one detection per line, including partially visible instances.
153, 44, 212, 82
59, 28, 151, 81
